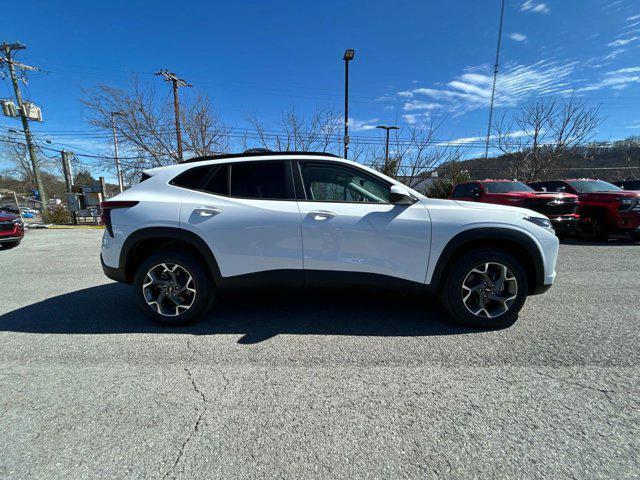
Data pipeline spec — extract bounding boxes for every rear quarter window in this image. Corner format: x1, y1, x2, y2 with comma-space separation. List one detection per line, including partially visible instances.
170, 165, 214, 190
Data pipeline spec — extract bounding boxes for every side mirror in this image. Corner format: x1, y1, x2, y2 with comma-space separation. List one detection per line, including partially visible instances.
390, 184, 417, 205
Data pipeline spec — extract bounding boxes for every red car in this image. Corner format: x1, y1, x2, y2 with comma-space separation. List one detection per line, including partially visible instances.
529, 179, 640, 241
0, 211, 24, 249
450, 179, 580, 238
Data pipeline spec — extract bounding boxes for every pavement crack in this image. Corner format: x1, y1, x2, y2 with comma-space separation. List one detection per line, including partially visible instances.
162, 339, 207, 480
536, 371, 618, 407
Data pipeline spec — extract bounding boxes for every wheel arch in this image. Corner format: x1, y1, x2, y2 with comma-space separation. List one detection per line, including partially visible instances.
428, 227, 546, 295
119, 227, 222, 286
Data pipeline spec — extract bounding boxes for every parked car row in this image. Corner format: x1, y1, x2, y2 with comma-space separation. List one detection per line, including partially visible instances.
449, 178, 640, 241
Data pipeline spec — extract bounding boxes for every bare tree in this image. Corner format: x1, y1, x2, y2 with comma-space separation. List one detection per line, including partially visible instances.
1, 141, 38, 186
494, 95, 602, 181
365, 113, 462, 191
82, 77, 229, 181
247, 106, 342, 153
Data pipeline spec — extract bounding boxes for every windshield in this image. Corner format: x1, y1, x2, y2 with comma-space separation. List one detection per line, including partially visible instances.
566, 180, 622, 193
482, 181, 534, 194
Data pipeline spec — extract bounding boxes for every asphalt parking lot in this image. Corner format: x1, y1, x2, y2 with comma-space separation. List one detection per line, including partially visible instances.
0, 229, 638, 479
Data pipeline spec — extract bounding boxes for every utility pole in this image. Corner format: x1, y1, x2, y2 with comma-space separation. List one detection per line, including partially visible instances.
155, 69, 191, 161
343, 49, 355, 159
61, 150, 74, 192
376, 125, 399, 176
111, 111, 125, 192
484, 0, 506, 159
1, 42, 48, 214
60, 150, 77, 225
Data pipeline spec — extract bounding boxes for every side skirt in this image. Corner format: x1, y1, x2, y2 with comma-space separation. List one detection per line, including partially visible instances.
218, 269, 427, 293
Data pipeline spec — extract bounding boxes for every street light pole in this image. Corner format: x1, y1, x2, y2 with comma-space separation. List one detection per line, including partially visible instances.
376, 125, 399, 176
110, 111, 125, 192
343, 49, 355, 159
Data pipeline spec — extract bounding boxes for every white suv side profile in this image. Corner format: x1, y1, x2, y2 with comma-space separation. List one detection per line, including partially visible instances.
100, 151, 559, 328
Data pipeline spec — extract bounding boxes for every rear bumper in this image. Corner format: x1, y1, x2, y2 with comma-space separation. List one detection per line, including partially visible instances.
101, 253, 128, 283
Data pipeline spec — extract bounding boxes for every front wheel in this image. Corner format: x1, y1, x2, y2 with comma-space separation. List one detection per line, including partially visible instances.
0, 241, 21, 250
133, 250, 215, 325
439, 249, 528, 328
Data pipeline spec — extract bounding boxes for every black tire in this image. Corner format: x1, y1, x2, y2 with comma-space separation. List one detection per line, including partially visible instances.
133, 250, 215, 326
438, 249, 528, 329
0, 241, 21, 250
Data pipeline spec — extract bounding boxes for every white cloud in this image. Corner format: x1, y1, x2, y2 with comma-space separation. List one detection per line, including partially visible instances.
604, 49, 626, 60
521, 1, 550, 14
509, 33, 527, 42
402, 114, 419, 125
402, 101, 442, 111
397, 60, 577, 114
349, 117, 379, 131
608, 36, 639, 47
626, 14, 640, 21
577, 66, 640, 92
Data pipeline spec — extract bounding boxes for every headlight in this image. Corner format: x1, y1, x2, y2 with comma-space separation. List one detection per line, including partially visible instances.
618, 198, 637, 212
12, 218, 23, 227
524, 216, 554, 231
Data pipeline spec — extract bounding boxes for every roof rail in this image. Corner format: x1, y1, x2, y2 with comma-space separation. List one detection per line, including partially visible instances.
180, 151, 341, 164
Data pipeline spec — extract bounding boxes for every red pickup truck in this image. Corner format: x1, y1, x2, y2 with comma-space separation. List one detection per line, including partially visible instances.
528, 179, 640, 241
449, 179, 580, 238
0, 211, 24, 249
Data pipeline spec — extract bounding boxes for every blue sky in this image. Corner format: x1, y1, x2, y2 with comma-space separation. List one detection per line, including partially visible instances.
2, 0, 640, 178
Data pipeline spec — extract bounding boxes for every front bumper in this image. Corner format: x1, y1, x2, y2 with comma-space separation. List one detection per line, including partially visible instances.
549, 214, 579, 233
0, 236, 22, 243
614, 212, 640, 231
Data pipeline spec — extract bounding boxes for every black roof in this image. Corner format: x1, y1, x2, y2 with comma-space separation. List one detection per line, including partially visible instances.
181, 150, 341, 164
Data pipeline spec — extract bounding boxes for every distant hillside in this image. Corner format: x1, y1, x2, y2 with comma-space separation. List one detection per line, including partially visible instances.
455, 143, 640, 182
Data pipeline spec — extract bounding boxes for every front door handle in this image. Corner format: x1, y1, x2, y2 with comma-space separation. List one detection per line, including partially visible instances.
309, 210, 337, 221
194, 206, 222, 217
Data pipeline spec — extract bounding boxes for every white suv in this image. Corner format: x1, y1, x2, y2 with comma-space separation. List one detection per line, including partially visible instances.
100, 151, 559, 328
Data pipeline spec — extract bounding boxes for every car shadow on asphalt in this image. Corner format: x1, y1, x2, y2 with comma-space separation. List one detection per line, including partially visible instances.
0, 283, 484, 343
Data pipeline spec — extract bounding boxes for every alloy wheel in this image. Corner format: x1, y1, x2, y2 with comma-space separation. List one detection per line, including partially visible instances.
461, 262, 518, 319
142, 263, 197, 316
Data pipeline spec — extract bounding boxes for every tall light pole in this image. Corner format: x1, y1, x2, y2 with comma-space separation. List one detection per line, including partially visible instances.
343, 49, 355, 159
484, 0, 506, 159
376, 125, 399, 176
110, 111, 125, 192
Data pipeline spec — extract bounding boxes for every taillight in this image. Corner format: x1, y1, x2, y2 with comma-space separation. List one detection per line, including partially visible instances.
100, 201, 139, 236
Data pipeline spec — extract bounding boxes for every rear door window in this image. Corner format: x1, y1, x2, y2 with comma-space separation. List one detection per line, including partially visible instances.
230, 161, 288, 200
201, 164, 229, 195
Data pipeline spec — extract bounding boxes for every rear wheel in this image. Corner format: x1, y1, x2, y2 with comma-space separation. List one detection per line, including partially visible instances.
133, 250, 215, 325
439, 249, 528, 328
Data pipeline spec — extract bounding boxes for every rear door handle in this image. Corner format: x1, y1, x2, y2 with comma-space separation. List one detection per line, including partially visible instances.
309, 210, 337, 221
194, 206, 222, 217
